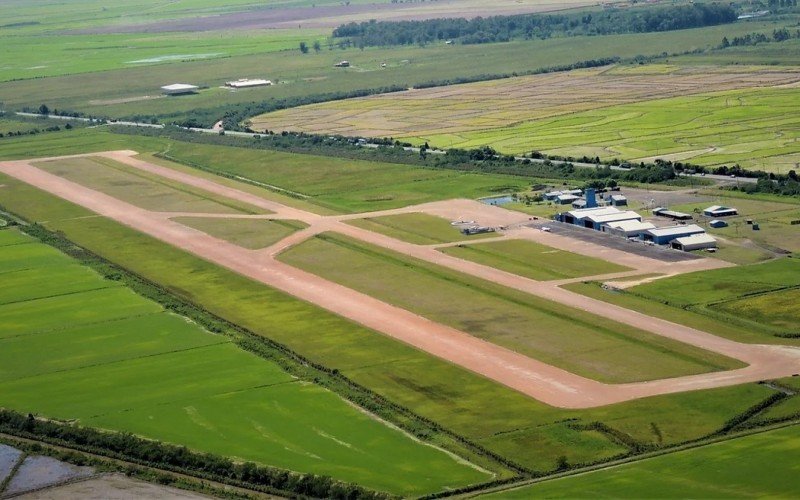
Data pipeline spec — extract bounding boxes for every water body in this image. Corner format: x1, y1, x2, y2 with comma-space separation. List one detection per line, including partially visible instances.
480, 195, 514, 206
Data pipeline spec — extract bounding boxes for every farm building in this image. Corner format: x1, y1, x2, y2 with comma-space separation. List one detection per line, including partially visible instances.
671, 233, 717, 251
225, 78, 272, 88
160, 83, 199, 95
334, 60, 350, 67
543, 191, 562, 201
557, 206, 642, 230
603, 220, 656, 238
703, 205, 738, 217
610, 194, 628, 206
557, 194, 580, 205
571, 188, 599, 209
652, 207, 693, 221
709, 219, 728, 228
640, 224, 706, 245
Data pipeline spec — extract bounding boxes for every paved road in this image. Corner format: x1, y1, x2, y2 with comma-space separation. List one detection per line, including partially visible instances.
2, 151, 796, 409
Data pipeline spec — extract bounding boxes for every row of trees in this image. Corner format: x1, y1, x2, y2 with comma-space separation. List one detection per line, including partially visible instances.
0, 409, 386, 500
332, 3, 738, 47
720, 28, 800, 48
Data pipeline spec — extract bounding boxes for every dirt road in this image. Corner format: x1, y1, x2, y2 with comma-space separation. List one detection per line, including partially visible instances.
3, 151, 799, 409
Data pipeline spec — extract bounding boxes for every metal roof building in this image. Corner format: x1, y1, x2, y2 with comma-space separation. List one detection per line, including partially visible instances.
225, 78, 273, 88
161, 83, 199, 95
557, 206, 641, 230
703, 205, 738, 217
641, 224, 705, 245
603, 220, 656, 238
671, 233, 717, 251
653, 207, 694, 221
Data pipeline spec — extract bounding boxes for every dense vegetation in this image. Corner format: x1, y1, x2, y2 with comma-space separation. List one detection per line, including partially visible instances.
332, 3, 739, 47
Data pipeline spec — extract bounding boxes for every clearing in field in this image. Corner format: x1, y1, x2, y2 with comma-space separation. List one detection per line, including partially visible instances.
439, 239, 632, 281
487, 424, 800, 498
0, 227, 490, 495
34, 156, 267, 214
346, 212, 499, 245
172, 216, 308, 249
251, 65, 800, 172
277, 232, 741, 383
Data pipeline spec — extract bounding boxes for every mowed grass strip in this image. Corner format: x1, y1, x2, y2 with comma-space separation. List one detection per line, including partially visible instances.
173, 216, 307, 249
0, 228, 490, 494
35, 156, 265, 214
159, 141, 528, 213
487, 425, 800, 498
440, 239, 632, 281
347, 212, 499, 245
278, 233, 742, 383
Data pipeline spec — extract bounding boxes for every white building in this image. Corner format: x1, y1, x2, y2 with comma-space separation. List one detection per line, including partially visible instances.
225, 78, 273, 89
671, 233, 717, 251
603, 220, 656, 238
703, 205, 738, 217
161, 83, 199, 95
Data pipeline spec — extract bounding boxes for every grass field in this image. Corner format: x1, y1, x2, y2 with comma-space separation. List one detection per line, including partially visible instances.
172, 217, 307, 249
253, 66, 800, 174
0, 172, 783, 473
35, 155, 267, 214
0, 227, 490, 495
347, 212, 499, 245
0, 21, 785, 121
487, 425, 800, 498
564, 258, 800, 342
154, 141, 529, 213
278, 232, 741, 383
440, 239, 632, 281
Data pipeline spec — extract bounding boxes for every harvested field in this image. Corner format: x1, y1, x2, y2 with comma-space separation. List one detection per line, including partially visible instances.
73, 0, 596, 33
252, 65, 800, 173
252, 65, 800, 139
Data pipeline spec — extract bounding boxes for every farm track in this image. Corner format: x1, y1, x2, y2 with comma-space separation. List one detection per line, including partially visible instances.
3, 150, 800, 409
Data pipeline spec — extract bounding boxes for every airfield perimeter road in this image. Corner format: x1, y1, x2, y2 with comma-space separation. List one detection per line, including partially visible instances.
2, 150, 799, 409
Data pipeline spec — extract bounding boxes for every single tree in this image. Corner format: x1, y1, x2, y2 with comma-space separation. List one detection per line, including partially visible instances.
313, 40, 321, 52
38, 104, 50, 115
299, 41, 309, 54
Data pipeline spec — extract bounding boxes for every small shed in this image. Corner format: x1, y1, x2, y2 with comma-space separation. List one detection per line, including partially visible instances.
671, 233, 717, 251
653, 207, 693, 221
703, 205, 738, 217
610, 194, 628, 207
557, 194, 580, 205
709, 219, 728, 228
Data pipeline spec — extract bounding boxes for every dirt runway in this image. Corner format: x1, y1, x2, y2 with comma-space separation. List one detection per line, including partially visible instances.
3, 151, 799, 409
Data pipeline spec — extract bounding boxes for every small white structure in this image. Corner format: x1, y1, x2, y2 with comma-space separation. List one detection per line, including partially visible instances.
603, 220, 655, 238
334, 60, 350, 67
557, 194, 580, 205
161, 83, 199, 95
703, 205, 738, 217
225, 78, 272, 89
671, 233, 717, 251
610, 194, 628, 206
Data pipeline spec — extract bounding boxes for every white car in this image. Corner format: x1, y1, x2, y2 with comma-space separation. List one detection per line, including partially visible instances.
541, 227, 551, 232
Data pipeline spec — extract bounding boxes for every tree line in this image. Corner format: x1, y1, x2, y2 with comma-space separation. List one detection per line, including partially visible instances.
332, 3, 738, 47
720, 27, 800, 48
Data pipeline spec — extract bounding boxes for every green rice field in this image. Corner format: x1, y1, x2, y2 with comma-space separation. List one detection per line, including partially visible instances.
277, 232, 741, 383
487, 425, 800, 498
347, 212, 499, 244
440, 239, 632, 281
0, 227, 491, 495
